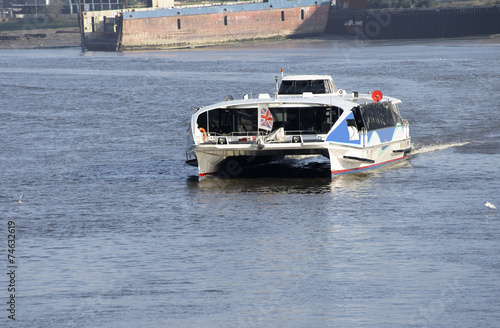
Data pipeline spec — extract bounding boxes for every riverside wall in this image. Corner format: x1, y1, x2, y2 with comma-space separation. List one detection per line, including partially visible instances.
325, 6, 500, 39
2, 5, 500, 49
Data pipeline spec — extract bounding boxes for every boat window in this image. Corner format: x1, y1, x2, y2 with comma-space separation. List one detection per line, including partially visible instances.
208, 110, 236, 135
390, 102, 401, 116
352, 102, 403, 131
278, 80, 327, 94
271, 106, 342, 134
324, 80, 336, 93
197, 111, 208, 131
197, 108, 257, 136
197, 106, 342, 136
237, 109, 255, 132
281, 11, 285, 21
301, 9, 305, 20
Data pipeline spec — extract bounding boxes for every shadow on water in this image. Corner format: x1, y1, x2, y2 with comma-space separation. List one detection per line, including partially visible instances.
185, 141, 490, 194
190, 176, 334, 194
186, 160, 332, 194
185, 157, 398, 194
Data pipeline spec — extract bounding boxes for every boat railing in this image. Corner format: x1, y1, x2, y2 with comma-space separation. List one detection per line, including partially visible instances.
206, 129, 320, 137
202, 129, 325, 144
284, 130, 318, 135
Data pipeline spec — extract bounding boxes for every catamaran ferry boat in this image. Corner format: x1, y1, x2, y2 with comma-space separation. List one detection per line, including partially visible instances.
186, 73, 411, 179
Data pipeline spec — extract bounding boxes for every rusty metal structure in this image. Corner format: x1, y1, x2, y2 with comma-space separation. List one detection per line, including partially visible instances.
327, 5, 500, 39
80, 0, 331, 51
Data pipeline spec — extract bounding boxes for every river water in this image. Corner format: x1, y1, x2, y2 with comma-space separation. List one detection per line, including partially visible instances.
1, 37, 499, 327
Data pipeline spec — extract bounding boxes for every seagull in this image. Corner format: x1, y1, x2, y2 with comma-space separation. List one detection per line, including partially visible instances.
484, 202, 496, 210
18, 194, 23, 204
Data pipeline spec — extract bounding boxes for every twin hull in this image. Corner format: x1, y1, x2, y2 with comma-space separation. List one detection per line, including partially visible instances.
82, 0, 330, 51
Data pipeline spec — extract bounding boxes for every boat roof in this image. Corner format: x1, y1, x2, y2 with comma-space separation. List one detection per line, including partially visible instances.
192, 74, 401, 115
282, 75, 333, 81
194, 93, 400, 116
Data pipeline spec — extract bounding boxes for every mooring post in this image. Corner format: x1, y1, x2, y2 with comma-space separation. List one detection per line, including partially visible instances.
78, 0, 85, 52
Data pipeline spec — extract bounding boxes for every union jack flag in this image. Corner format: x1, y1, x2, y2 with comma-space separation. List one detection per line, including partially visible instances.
259, 105, 273, 131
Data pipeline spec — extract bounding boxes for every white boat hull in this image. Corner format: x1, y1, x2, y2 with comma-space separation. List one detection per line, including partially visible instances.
327, 138, 411, 176
187, 140, 329, 178
187, 136, 410, 179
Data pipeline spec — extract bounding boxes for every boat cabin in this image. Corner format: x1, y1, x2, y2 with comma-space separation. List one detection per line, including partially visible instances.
192, 75, 406, 146
196, 105, 344, 139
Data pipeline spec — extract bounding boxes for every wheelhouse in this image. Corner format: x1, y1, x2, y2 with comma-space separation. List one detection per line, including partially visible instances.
278, 75, 337, 95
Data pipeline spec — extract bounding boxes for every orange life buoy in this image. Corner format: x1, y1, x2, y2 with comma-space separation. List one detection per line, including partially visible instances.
198, 127, 207, 142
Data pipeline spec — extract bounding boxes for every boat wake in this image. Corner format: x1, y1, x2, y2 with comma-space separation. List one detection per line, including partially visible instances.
411, 141, 471, 155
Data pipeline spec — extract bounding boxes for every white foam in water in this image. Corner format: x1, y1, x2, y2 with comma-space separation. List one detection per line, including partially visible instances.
411, 141, 471, 155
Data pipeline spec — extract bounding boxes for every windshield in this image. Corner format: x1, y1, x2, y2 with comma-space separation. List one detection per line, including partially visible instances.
278, 80, 328, 95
